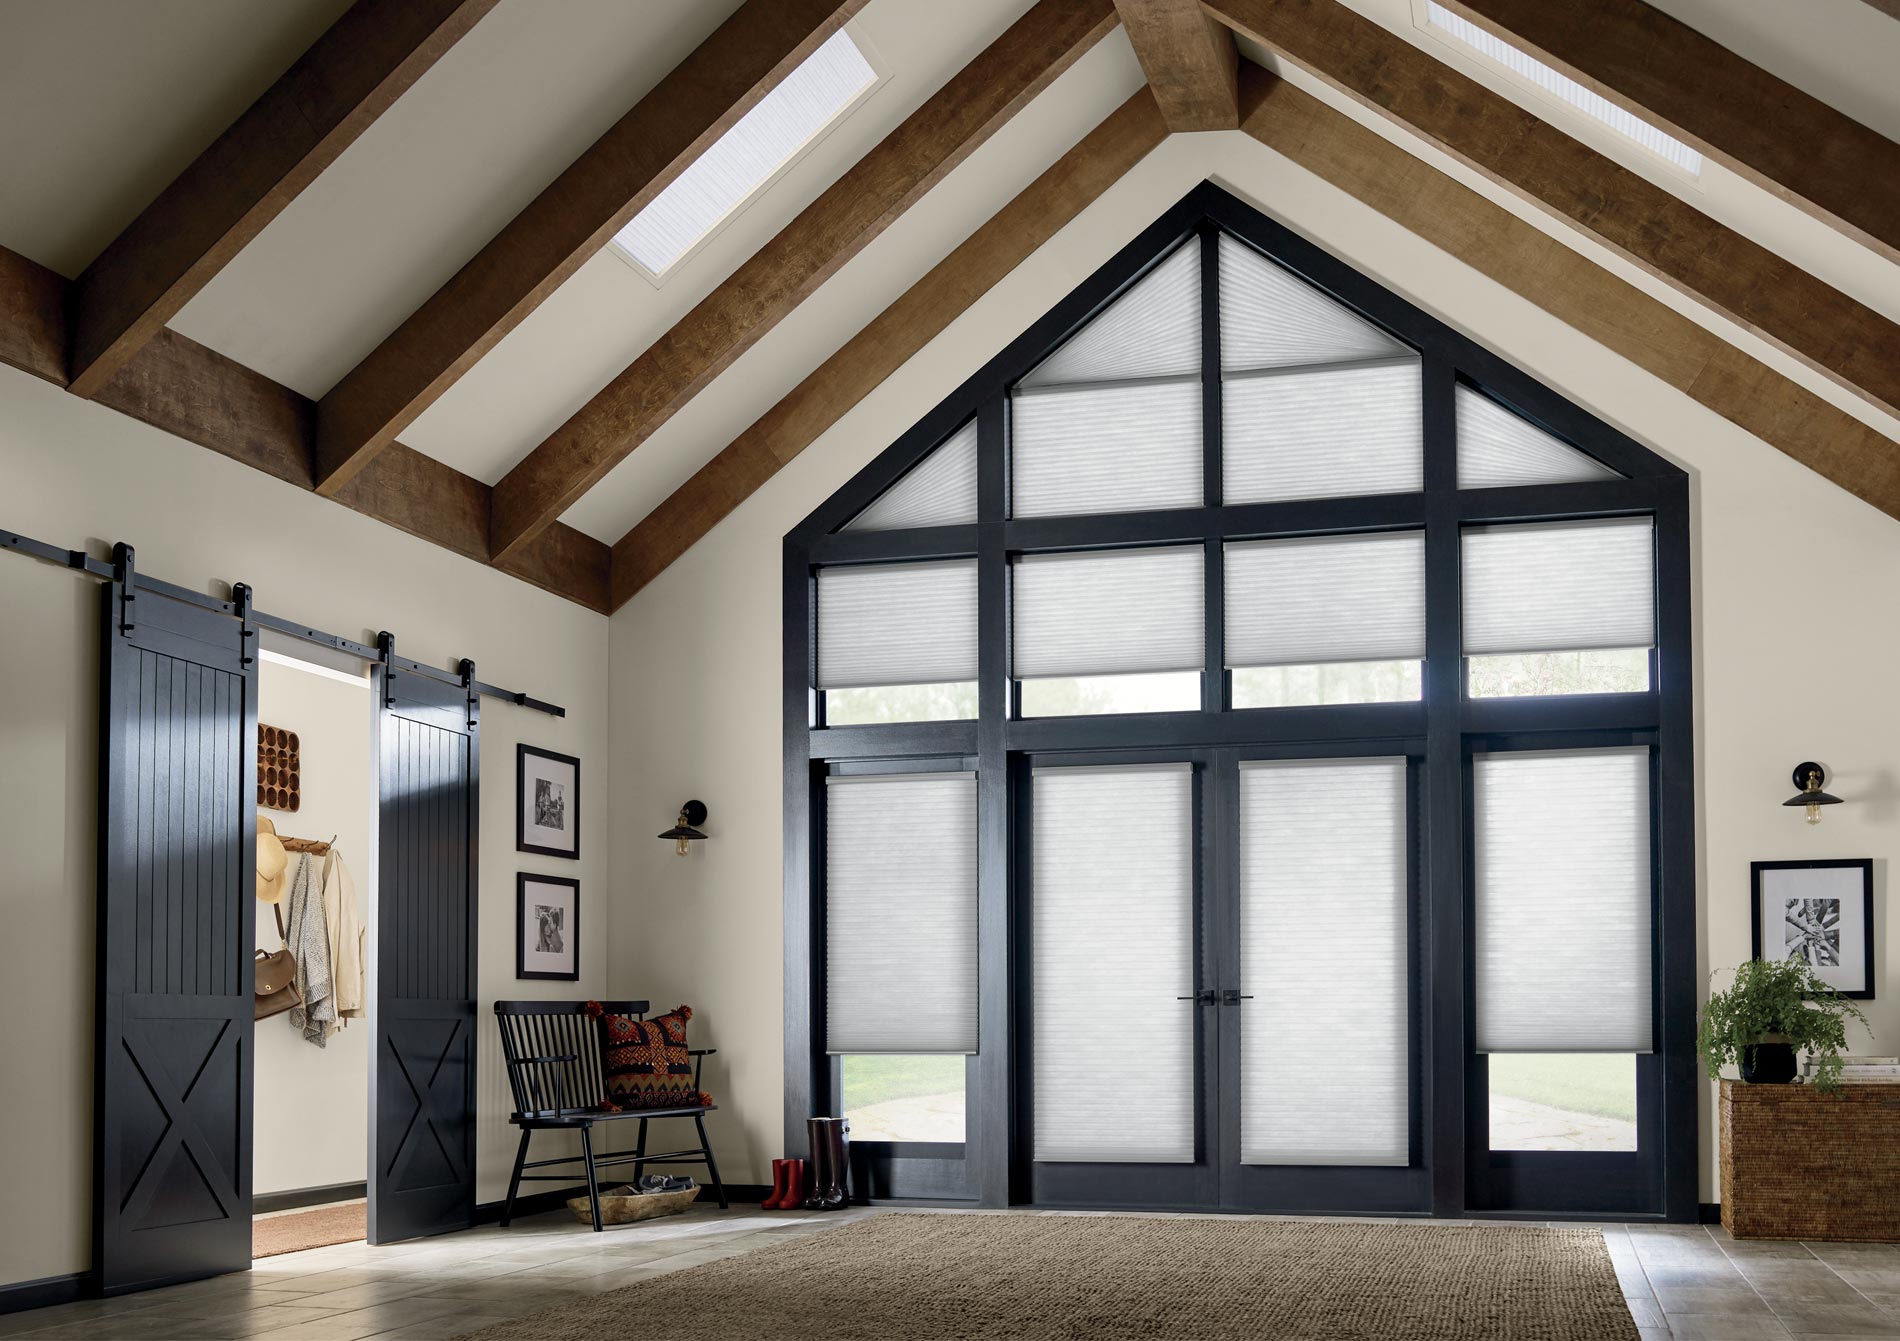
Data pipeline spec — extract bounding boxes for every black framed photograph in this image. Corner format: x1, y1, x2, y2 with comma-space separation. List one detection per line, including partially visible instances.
516, 873, 580, 981
517, 744, 580, 859
1751, 859, 1874, 999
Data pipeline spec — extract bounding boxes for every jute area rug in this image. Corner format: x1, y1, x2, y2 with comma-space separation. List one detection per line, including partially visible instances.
461, 1212, 1639, 1341
252, 1201, 367, 1259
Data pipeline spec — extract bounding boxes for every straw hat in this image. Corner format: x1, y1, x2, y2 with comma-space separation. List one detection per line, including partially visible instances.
256, 815, 289, 904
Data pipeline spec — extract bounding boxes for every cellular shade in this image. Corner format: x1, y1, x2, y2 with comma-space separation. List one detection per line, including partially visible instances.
612, 30, 879, 274
1033, 764, 1195, 1161
1021, 237, 1200, 387
1457, 386, 1620, 489
846, 421, 978, 530
1220, 234, 1408, 372
1011, 380, 1201, 518
1222, 360, 1423, 504
816, 559, 977, 689
1012, 547, 1203, 682
825, 773, 977, 1054
1462, 518, 1655, 656
1240, 758, 1409, 1165
1225, 532, 1425, 669
1474, 748, 1653, 1053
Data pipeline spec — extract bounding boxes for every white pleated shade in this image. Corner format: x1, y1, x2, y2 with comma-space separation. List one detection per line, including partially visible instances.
1219, 233, 1408, 371
1032, 764, 1196, 1162
846, 421, 978, 530
1240, 758, 1409, 1165
1474, 749, 1652, 1053
1457, 386, 1620, 489
1021, 237, 1201, 387
825, 773, 978, 1054
1225, 532, 1425, 669
1462, 518, 1655, 656
1012, 547, 1204, 681
816, 560, 978, 689
1011, 379, 1202, 518
1222, 360, 1423, 504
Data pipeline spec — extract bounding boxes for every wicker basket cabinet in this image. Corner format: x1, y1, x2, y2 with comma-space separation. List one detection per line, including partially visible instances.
1720, 1080, 1900, 1241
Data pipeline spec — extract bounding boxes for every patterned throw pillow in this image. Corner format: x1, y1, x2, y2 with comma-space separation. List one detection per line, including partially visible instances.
586, 1002, 708, 1111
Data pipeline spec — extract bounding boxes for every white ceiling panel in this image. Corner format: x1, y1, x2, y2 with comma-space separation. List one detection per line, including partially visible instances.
400, 0, 1035, 487
557, 29, 1146, 543
0, 0, 351, 277
167, 0, 745, 399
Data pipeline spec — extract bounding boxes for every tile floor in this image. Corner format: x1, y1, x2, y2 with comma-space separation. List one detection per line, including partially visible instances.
2, 1206, 1896, 1340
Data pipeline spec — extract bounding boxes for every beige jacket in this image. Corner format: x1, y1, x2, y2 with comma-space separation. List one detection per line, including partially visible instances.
320, 848, 367, 1021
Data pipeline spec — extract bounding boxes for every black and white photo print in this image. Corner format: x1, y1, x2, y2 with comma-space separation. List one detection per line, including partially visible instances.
517, 873, 579, 981
1752, 860, 1874, 999
518, 744, 580, 859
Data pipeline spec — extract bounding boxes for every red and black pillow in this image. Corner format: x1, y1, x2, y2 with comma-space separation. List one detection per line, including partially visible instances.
585, 1002, 710, 1112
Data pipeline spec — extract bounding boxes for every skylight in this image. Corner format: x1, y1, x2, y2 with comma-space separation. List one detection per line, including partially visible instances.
610, 28, 879, 277
1423, 3, 1703, 175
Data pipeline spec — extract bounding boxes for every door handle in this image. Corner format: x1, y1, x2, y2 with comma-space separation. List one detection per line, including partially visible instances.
1175, 990, 1217, 1004
1221, 990, 1254, 1006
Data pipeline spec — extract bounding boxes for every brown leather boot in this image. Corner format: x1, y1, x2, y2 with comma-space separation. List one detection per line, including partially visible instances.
807, 1117, 851, 1211
802, 1119, 831, 1211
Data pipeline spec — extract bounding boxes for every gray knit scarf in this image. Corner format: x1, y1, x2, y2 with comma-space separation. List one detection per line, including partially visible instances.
285, 853, 335, 1048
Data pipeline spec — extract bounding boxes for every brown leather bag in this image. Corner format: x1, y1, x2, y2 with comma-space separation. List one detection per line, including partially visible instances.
254, 904, 300, 1021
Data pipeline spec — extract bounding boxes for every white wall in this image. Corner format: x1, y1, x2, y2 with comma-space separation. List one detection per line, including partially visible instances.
606, 131, 1900, 1203
0, 368, 610, 1288
251, 653, 374, 1197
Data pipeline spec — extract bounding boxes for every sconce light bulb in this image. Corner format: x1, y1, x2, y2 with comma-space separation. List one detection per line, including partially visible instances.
1806, 803, 1821, 826
676, 835, 690, 857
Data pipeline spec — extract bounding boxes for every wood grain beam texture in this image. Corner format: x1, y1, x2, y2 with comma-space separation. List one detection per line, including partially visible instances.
608, 87, 1170, 609
489, 0, 1121, 570
1115, 0, 1238, 130
0, 252, 609, 612
1439, 0, 1900, 265
64, 0, 498, 400
311, 0, 866, 496
1235, 65, 1900, 523
1203, 0, 1900, 422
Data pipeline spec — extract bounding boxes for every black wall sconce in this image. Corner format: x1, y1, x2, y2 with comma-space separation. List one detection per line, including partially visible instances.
659, 800, 709, 856
1783, 763, 1843, 826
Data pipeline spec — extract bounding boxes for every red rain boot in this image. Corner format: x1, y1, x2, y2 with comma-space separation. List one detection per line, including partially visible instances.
761, 1158, 791, 1209
776, 1159, 805, 1209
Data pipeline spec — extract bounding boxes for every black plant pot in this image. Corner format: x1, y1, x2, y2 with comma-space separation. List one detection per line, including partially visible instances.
1739, 1041, 1798, 1085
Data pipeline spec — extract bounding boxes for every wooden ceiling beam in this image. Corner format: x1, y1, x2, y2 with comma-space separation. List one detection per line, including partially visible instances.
608, 86, 1169, 609
490, 0, 1121, 570
1236, 64, 1900, 521
65, 0, 498, 400
1439, 0, 1900, 265
310, 0, 867, 497
0, 243, 68, 387
1115, 0, 1238, 130
1203, 0, 1900, 422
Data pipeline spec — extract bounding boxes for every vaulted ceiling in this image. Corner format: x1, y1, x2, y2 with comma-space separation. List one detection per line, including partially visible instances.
2, 0, 1895, 615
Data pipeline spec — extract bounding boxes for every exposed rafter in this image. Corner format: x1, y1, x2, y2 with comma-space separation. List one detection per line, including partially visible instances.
488, 0, 1121, 569
1234, 65, 1900, 521
1203, 0, 1900, 422
1439, 0, 1900, 265
610, 87, 1170, 608
65, 0, 498, 400
311, 0, 867, 497
1114, 0, 1239, 130
1, 250, 610, 613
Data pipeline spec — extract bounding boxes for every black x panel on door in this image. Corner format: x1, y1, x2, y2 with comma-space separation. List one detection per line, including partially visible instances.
369, 651, 479, 1244
95, 561, 257, 1294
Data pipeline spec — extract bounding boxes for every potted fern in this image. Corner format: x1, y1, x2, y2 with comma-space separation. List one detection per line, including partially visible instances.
1697, 958, 1867, 1091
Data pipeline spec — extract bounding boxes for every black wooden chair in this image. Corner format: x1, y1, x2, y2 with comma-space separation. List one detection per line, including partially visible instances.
494, 1000, 726, 1231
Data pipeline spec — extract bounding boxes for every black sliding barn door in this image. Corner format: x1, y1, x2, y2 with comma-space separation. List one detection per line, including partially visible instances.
95, 563, 256, 1294
369, 653, 479, 1244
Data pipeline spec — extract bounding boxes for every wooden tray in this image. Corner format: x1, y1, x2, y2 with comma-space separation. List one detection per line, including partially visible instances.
566, 1185, 700, 1225
258, 723, 301, 812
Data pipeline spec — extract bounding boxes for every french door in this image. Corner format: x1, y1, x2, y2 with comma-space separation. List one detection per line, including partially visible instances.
1017, 746, 1426, 1215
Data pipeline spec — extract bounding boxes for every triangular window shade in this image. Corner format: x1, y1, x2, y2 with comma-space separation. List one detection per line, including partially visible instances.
845, 420, 978, 531
1457, 387, 1622, 488
1219, 234, 1407, 372
1019, 236, 1200, 387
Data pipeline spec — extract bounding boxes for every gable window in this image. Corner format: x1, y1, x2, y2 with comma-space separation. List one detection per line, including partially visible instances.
785, 185, 1690, 1221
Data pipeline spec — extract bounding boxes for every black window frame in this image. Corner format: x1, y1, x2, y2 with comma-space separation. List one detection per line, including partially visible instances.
782, 181, 1695, 1220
